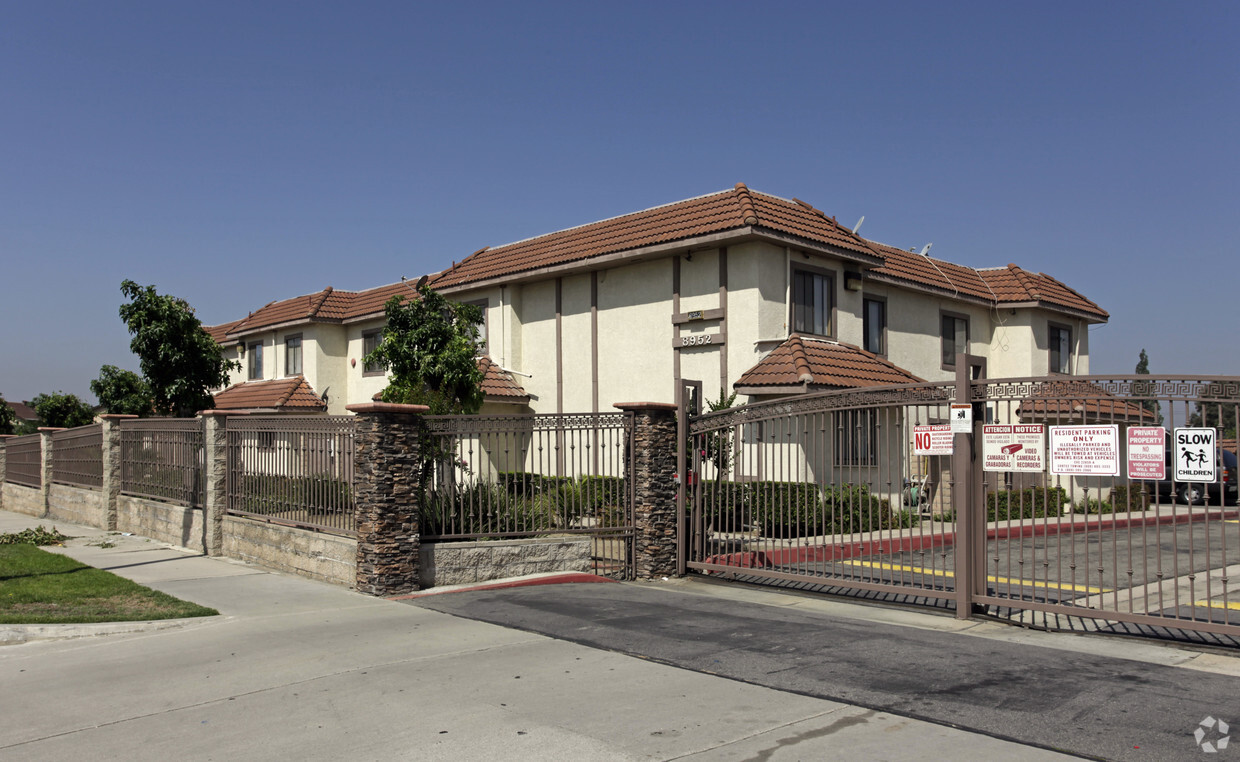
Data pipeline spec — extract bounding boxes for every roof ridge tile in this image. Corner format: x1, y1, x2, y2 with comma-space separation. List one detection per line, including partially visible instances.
732, 183, 759, 226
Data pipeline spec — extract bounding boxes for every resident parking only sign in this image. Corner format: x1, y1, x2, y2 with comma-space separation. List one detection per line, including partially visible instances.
1174, 427, 1217, 483
1049, 425, 1120, 476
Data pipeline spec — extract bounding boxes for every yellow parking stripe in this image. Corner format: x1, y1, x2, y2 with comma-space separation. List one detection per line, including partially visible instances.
1193, 600, 1240, 611
840, 560, 1109, 594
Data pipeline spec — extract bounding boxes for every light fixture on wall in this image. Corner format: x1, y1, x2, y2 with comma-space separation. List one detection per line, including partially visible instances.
844, 271, 864, 292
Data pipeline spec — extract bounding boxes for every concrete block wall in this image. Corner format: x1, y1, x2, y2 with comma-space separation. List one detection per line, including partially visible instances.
48, 484, 106, 528
2, 483, 45, 518
223, 517, 357, 587
421, 537, 591, 587
117, 495, 206, 553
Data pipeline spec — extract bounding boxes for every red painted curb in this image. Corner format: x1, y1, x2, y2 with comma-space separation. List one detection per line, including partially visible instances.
388, 572, 616, 600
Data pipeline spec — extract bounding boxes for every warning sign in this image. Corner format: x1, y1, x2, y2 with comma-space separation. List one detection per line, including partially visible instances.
913, 425, 953, 456
1126, 427, 1165, 480
982, 425, 1045, 472
1174, 427, 1217, 483
950, 404, 973, 434
1049, 425, 1120, 476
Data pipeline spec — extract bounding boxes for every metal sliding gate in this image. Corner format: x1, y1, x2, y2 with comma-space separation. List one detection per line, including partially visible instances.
680, 369, 1240, 644
421, 412, 637, 580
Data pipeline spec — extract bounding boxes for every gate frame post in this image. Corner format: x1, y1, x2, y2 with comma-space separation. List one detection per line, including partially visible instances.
675, 381, 703, 577
953, 354, 987, 619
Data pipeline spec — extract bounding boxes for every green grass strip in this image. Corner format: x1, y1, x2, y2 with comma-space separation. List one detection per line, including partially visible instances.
0, 545, 218, 624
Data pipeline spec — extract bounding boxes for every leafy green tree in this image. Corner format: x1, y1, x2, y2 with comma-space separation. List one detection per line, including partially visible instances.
364, 283, 484, 415
1133, 348, 1162, 425
90, 365, 154, 417
31, 392, 95, 429
0, 393, 16, 435
118, 280, 240, 417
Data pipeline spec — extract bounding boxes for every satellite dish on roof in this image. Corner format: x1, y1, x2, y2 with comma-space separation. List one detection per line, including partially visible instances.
918, 243, 933, 257
851, 216, 865, 235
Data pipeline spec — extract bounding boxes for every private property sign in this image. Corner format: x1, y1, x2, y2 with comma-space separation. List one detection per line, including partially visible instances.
982, 425, 1045, 472
913, 424, 953, 456
1174, 427, 1217, 483
1126, 426, 1166, 480
1049, 425, 1120, 476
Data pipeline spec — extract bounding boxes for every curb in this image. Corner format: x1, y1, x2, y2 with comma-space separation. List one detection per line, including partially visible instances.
389, 571, 616, 600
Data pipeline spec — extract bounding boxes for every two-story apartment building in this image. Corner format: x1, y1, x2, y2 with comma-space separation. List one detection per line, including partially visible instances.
206, 184, 1107, 416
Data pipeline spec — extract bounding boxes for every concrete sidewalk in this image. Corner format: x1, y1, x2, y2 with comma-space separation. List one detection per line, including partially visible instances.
1, 510, 1080, 760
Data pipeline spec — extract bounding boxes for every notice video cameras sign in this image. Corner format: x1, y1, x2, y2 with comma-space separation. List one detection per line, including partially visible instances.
982, 425, 1045, 472
1174, 427, 1217, 483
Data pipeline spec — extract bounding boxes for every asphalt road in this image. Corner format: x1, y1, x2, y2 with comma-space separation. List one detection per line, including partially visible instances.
409, 579, 1240, 761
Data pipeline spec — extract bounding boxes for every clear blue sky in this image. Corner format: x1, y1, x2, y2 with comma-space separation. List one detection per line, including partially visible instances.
3, 1, 1237, 404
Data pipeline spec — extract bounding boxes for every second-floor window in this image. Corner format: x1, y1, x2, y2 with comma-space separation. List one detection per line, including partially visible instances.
363, 330, 384, 375
941, 313, 969, 368
863, 297, 886, 355
1049, 324, 1072, 374
791, 267, 833, 336
248, 342, 263, 380
285, 335, 302, 376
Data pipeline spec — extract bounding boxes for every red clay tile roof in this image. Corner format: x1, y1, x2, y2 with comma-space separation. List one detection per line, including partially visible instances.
204, 319, 244, 345
368, 356, 530, 405
206, 185, 1106, 333
426, 184, 1106, 321
734, 335, 923, 392
213, 377, 327, 412
429, 184, 882, 290
477, 356, 529, 404
206, 281, 427, 341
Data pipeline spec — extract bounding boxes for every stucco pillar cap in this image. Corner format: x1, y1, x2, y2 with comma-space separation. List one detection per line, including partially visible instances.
346, 402, 431, 415
613, 402, 678, 412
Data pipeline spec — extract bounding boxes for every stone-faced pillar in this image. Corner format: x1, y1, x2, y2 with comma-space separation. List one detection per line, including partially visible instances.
199, 411, 231, 556
347, 402, 428, 597
99, 415, 137, 531
0, 435, 11, 512
614, 402, 679, 579
38, 428, 64, 518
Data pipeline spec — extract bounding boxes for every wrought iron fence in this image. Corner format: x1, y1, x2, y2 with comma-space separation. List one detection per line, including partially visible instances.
420, 412, 636, 578
120, 418, 204, 507
685, 373, 1240, 642
226, 415, 356, 535
4, 433, 42, 488
51, 424, 103, 489
686, 381, 959, 601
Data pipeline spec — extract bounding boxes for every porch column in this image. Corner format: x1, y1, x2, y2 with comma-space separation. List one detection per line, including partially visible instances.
347, 402, 428, 597
99, 415, 137, 531
199, 412, 232, 556
615, 402, 679, 579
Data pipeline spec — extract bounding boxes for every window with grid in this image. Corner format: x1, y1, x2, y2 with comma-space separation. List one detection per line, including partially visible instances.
940, 313, 969, 368
791, 267, 833, 336
285, 335, 302, 376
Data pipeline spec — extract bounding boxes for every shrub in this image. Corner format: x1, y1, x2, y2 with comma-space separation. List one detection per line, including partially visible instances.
986, 486, 1069, 522
1073, 485, 1150, 515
